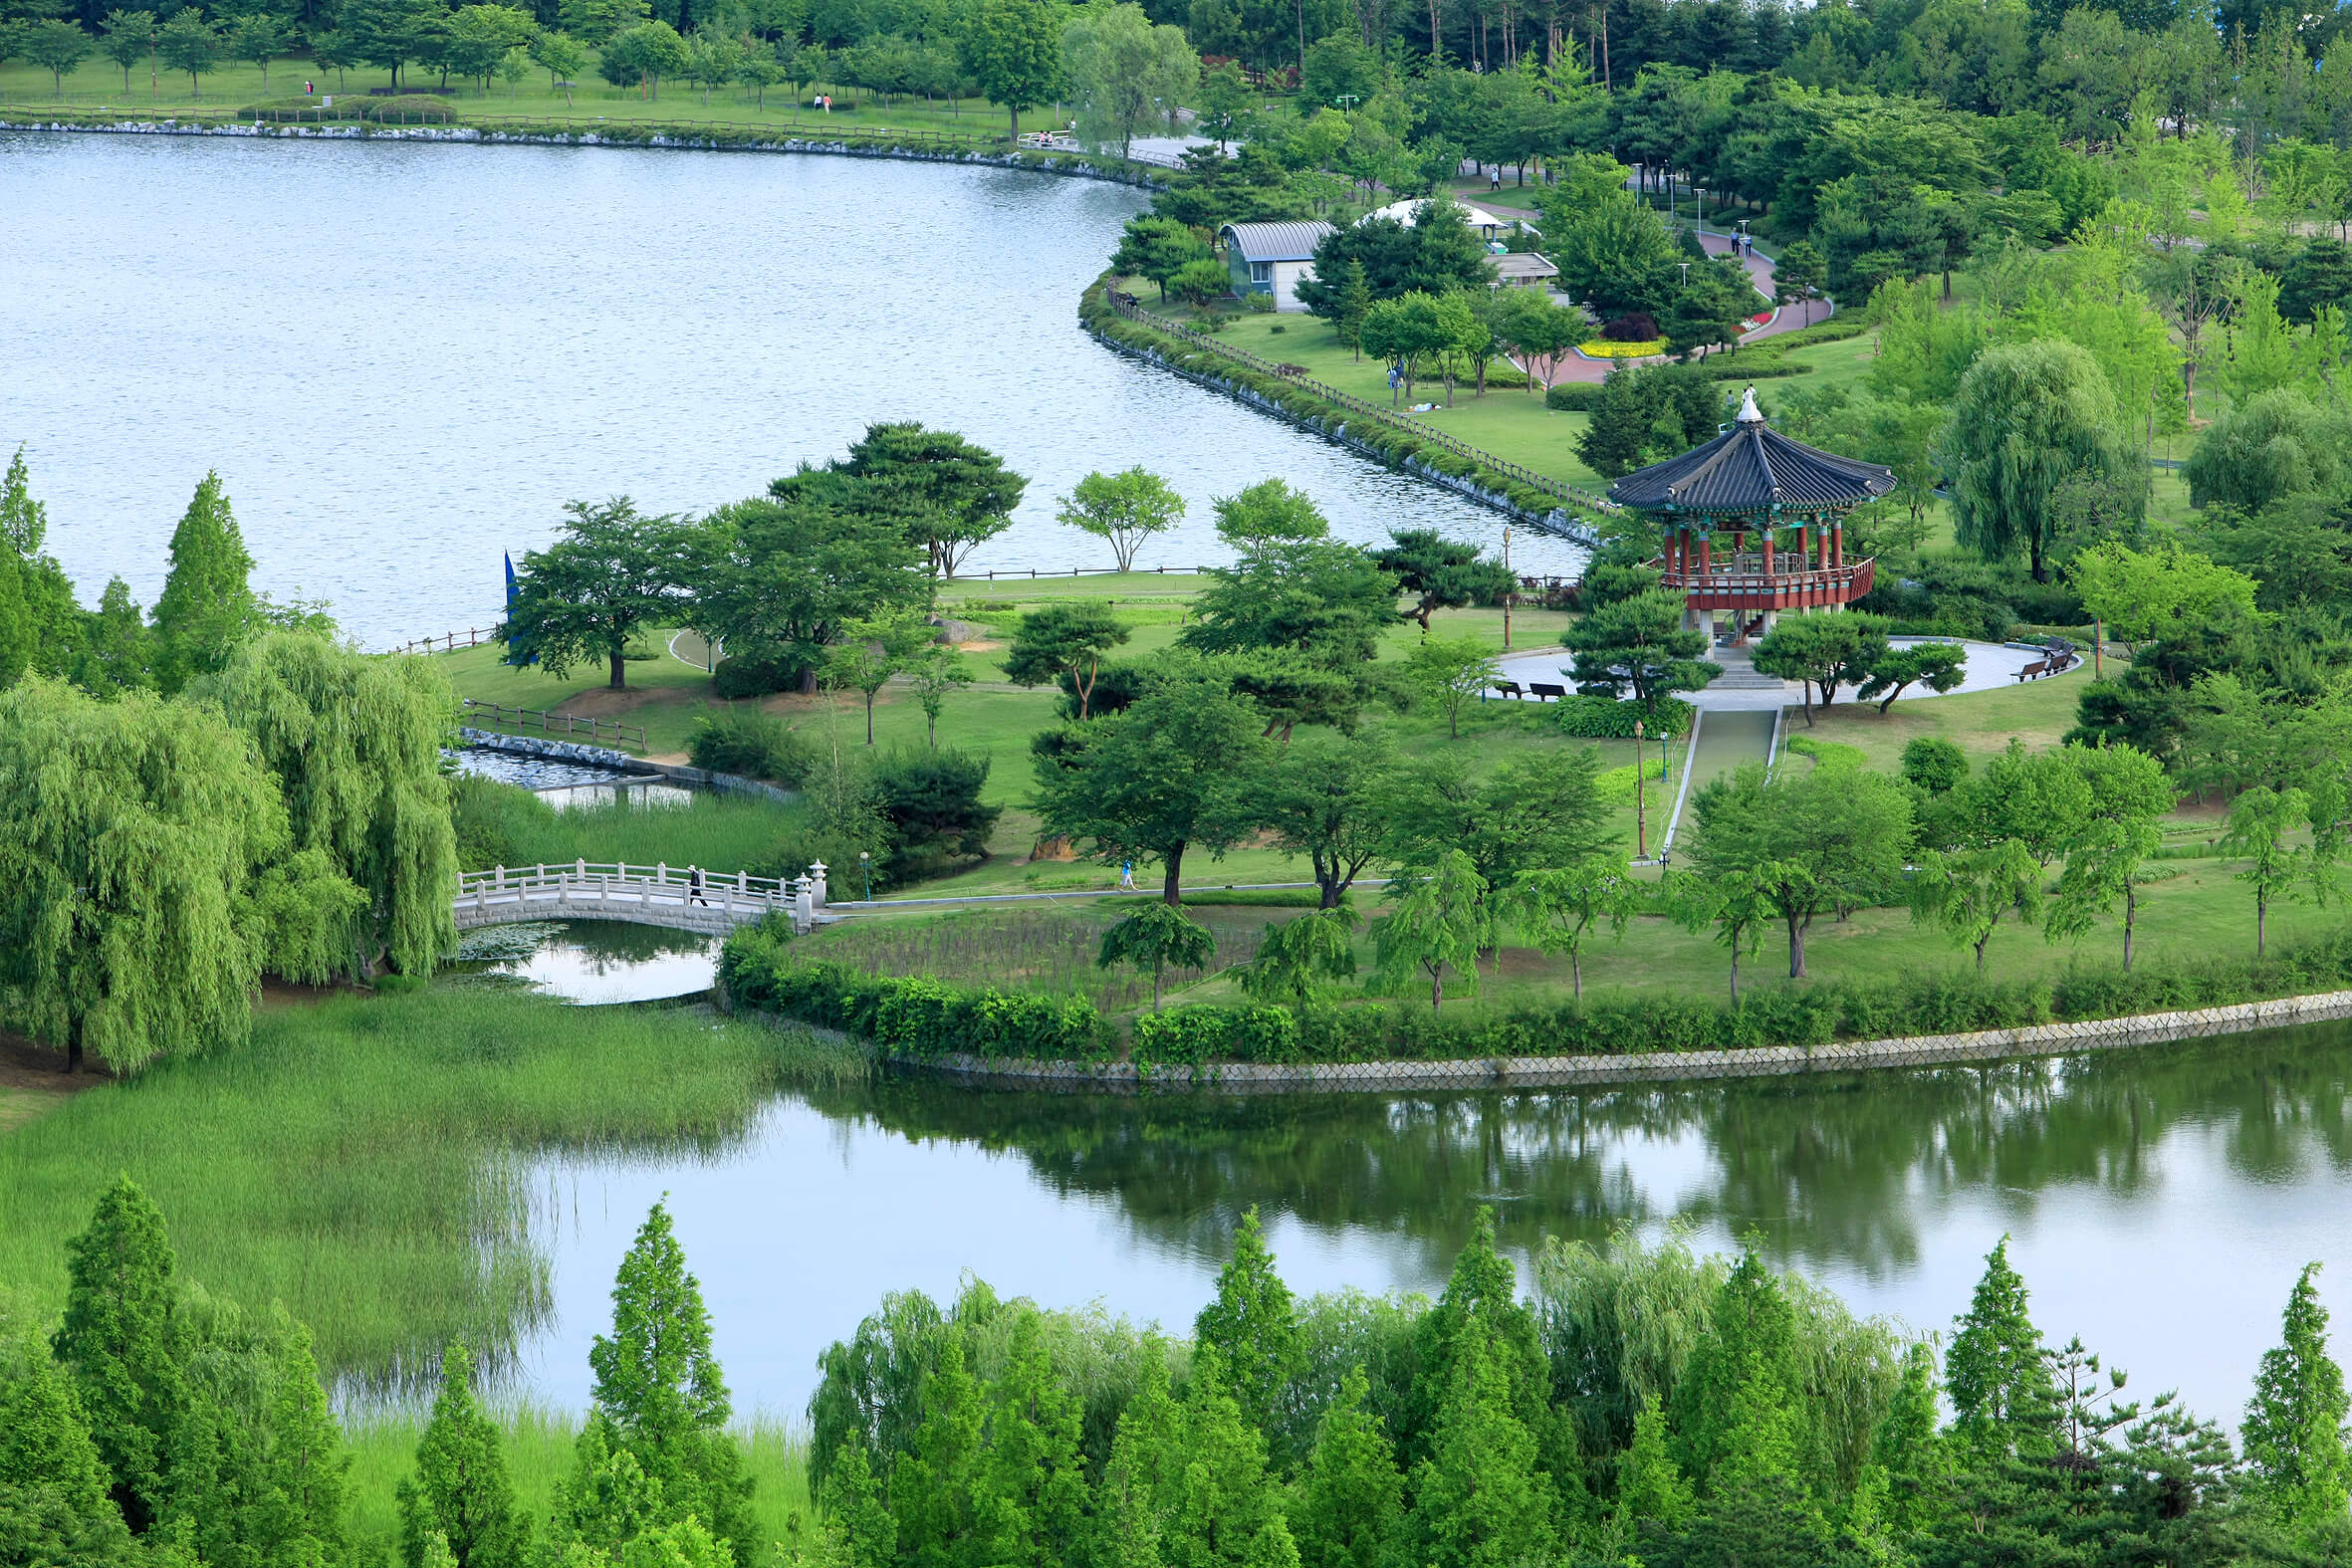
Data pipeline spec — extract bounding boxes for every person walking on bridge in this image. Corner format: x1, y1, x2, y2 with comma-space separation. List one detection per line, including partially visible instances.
689, 865, 708, 906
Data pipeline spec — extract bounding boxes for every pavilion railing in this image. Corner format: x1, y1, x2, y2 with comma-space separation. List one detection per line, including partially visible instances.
1657, 559, 1875, 599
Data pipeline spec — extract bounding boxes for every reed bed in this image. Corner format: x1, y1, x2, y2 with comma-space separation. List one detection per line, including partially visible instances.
345, 1405, 812, 1562
455, 776, 804, 875
0, 988, 861, 1393
798, 906, 1280, 1011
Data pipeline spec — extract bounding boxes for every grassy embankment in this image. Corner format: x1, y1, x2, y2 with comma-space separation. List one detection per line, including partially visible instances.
0, 53, 1068, 142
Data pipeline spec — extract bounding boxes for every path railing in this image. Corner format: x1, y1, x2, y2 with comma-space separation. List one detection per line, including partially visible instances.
459, 698, 647, 753
1104, 289, 1618, 518
388, 624, 501, 655
454, 860, 812, 926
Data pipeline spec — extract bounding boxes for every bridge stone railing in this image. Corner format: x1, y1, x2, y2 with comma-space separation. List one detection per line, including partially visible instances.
453, 860, 828, 935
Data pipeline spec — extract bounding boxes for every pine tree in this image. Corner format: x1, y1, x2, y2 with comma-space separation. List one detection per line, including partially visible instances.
2243, 1262, 2352, 1531
149, 470, 259, 694
817, 1438, 895, 1568
1411, 1332, 1558, 1568
266, 1321, 352, 1561
1868, 1341, 1951, 1536
74, 576, 155, 697
396, 1343, 529, 1568
1335, 259, 1373, 358
894, 1338, 985, 1568
1613, 1393, 1693, 1534
1092, 1340, 1181, 1568
549, 1412, 665, 1562
1194, 1207, 1306, 1451
52, 1174, 185, 1534
1292, 1367, 1403, 1568
1669, 1245, 1807, 1497
1162, 1345, 1284, 1568
588, 1201, 756, 1563
1945, 1236, 2056, 1460
971, 1314, 1089, 1568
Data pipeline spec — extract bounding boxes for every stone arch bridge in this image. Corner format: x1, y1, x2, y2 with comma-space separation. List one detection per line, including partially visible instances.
453, 861, 825, 937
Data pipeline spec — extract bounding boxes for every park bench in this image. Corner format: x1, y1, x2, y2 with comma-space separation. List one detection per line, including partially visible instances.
1528, 682, 1566, 701
2014, 659, 2049, 682
1489, 680, 1525, 701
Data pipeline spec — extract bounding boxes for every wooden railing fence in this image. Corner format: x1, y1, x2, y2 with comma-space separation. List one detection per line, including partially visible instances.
459, 698, 647, 753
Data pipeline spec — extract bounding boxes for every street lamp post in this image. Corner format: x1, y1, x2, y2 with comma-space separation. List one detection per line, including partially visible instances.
1633, 718, 1647, 860
859, 850, 871, 903
1502, 526, 1513, 651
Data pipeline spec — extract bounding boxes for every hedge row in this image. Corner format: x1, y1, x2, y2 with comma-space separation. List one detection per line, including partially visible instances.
724, 922, 2352, 1071
1080, 276, 1582, 523
721, 926, 1112, 1061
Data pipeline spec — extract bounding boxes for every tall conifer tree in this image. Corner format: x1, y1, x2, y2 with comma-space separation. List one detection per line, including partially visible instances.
1412, 1333, 1557, 1568
1195, 1208, 1306, 1452
52, 1174, 185, 1533
396, 1343, 529, 1568
1293, 1366, 1404, 1568
588, 1202, 756, 1562
150, 471, 260, 694
2243, 1262, 2352, 1531
1945, 1237, 2056, 1460
1670, 1245, 1808, 1496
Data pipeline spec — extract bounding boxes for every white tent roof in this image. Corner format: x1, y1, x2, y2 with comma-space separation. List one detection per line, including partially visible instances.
1360, 197, 1520, 230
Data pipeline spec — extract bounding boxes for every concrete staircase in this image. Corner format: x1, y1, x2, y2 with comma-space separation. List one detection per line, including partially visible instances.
1709, 646, 1787, 692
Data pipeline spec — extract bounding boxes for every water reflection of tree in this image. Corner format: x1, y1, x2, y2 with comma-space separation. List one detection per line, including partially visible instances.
811, 1021, 2352, 1285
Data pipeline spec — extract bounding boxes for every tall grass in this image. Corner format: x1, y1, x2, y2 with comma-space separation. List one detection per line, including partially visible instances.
346, 1405, 812, 1563
454, 776, 811, 875
0, 987, 861, 1391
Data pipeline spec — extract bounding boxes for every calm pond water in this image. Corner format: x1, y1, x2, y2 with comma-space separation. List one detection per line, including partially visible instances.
0, 130, 1583, 648
517, 1020, 2352, 1433
454, 920, 720, 1004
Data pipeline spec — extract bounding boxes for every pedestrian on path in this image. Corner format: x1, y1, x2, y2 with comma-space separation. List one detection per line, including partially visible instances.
1119, 861, 1136, 890
689, 865, 708, 906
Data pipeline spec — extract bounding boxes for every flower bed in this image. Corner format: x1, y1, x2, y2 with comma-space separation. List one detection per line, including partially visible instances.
1576, 338, 1665, 358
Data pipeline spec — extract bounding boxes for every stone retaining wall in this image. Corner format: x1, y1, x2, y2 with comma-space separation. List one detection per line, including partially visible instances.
882, 988, 2352, 1093
1083, 327, 1597, 547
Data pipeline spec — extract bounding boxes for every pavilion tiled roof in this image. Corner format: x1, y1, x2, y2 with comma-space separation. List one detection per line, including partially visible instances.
1609, 387, 1895, 515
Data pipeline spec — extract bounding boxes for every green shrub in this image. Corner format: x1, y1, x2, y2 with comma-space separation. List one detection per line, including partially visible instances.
712, 654, 810, 699
359, 95, 457, 122
688, 708, 815, 786
1546, 383, 1599, 411
720, 933, 1112, 1060
1133, 1006, 1301, 1067
872, 750, 1001, 883
1554, 694, 1696, 738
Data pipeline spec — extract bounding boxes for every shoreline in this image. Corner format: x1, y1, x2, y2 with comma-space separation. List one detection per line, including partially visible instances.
853, 987, 2352, 1094
0, 113, 1165, 189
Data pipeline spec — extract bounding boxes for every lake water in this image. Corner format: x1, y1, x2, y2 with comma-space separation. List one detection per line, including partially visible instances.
518, 1020, 2352, 1435
9, 128, 2322, 1442
0, 130, 1584, 649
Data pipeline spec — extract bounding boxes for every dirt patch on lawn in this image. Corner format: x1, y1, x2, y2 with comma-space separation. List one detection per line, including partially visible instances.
0, 1031, 112, 1133
553, 685, 674, 719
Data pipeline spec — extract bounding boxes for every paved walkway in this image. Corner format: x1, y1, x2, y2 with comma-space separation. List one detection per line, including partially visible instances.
1493, 639, 2071, 714
1534, 231, 1826, 386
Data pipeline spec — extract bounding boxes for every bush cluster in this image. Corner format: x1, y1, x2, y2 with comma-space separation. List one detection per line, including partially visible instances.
1553, 693, 1696, 737
686, 707, 815, 784
721, 928, 1112, 1060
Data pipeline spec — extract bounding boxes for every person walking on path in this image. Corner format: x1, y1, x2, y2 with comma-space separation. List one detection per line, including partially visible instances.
689, 865, 708, 906
1119, 861, 1136, 890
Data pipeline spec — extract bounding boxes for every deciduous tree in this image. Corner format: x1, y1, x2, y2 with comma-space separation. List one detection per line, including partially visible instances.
1057, 467, 1184, 572
1495, 855, 1637, 998
1909, 836, 2043, 972
502, 498, 691, 690
1947, 338, 2138, 583
1097, 901, 1215, 1010
1401, 634, 1498, 739
962, 0, 1059, 145
1372, 848, 1487, 1009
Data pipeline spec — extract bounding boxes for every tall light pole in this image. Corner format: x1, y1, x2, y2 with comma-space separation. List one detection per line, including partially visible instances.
1502, 526, 1513, 650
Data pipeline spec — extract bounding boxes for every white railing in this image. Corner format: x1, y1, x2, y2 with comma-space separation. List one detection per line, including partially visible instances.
453, 860, 825, 926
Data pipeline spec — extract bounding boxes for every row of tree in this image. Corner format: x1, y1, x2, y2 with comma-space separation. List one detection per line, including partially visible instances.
5, 1174, 762, 1566
805, 1205, 2352, 1568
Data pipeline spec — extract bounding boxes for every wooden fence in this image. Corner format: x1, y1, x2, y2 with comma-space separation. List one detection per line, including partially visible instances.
1104, 290, 1618, 519
458, 698, 647, 753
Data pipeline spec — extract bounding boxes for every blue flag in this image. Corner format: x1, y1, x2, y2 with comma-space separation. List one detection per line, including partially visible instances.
503, 552, 538, 666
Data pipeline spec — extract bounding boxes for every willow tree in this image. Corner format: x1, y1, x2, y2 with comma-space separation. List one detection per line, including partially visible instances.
1946, 339, 2140, 583
194, 632, 459, 977
0, 679, 324, 1071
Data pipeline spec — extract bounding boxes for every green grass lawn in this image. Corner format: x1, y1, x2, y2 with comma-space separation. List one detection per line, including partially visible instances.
1, 53, 1057, 140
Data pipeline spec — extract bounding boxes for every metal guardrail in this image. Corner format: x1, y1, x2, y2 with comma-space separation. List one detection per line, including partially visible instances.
1104, 290, 1618, 519
458, 697, 646, 753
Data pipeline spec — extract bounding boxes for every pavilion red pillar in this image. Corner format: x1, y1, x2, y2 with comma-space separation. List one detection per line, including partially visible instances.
1762, 527, 1774, 576
1699, 534, 1712, 572
1832, 519, 1844, 569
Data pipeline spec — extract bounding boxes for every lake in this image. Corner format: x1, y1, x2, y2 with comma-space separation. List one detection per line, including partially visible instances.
7, 127, 2318, 1443
517, 1019, 2352, 1434
0, 130, 1584, 649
